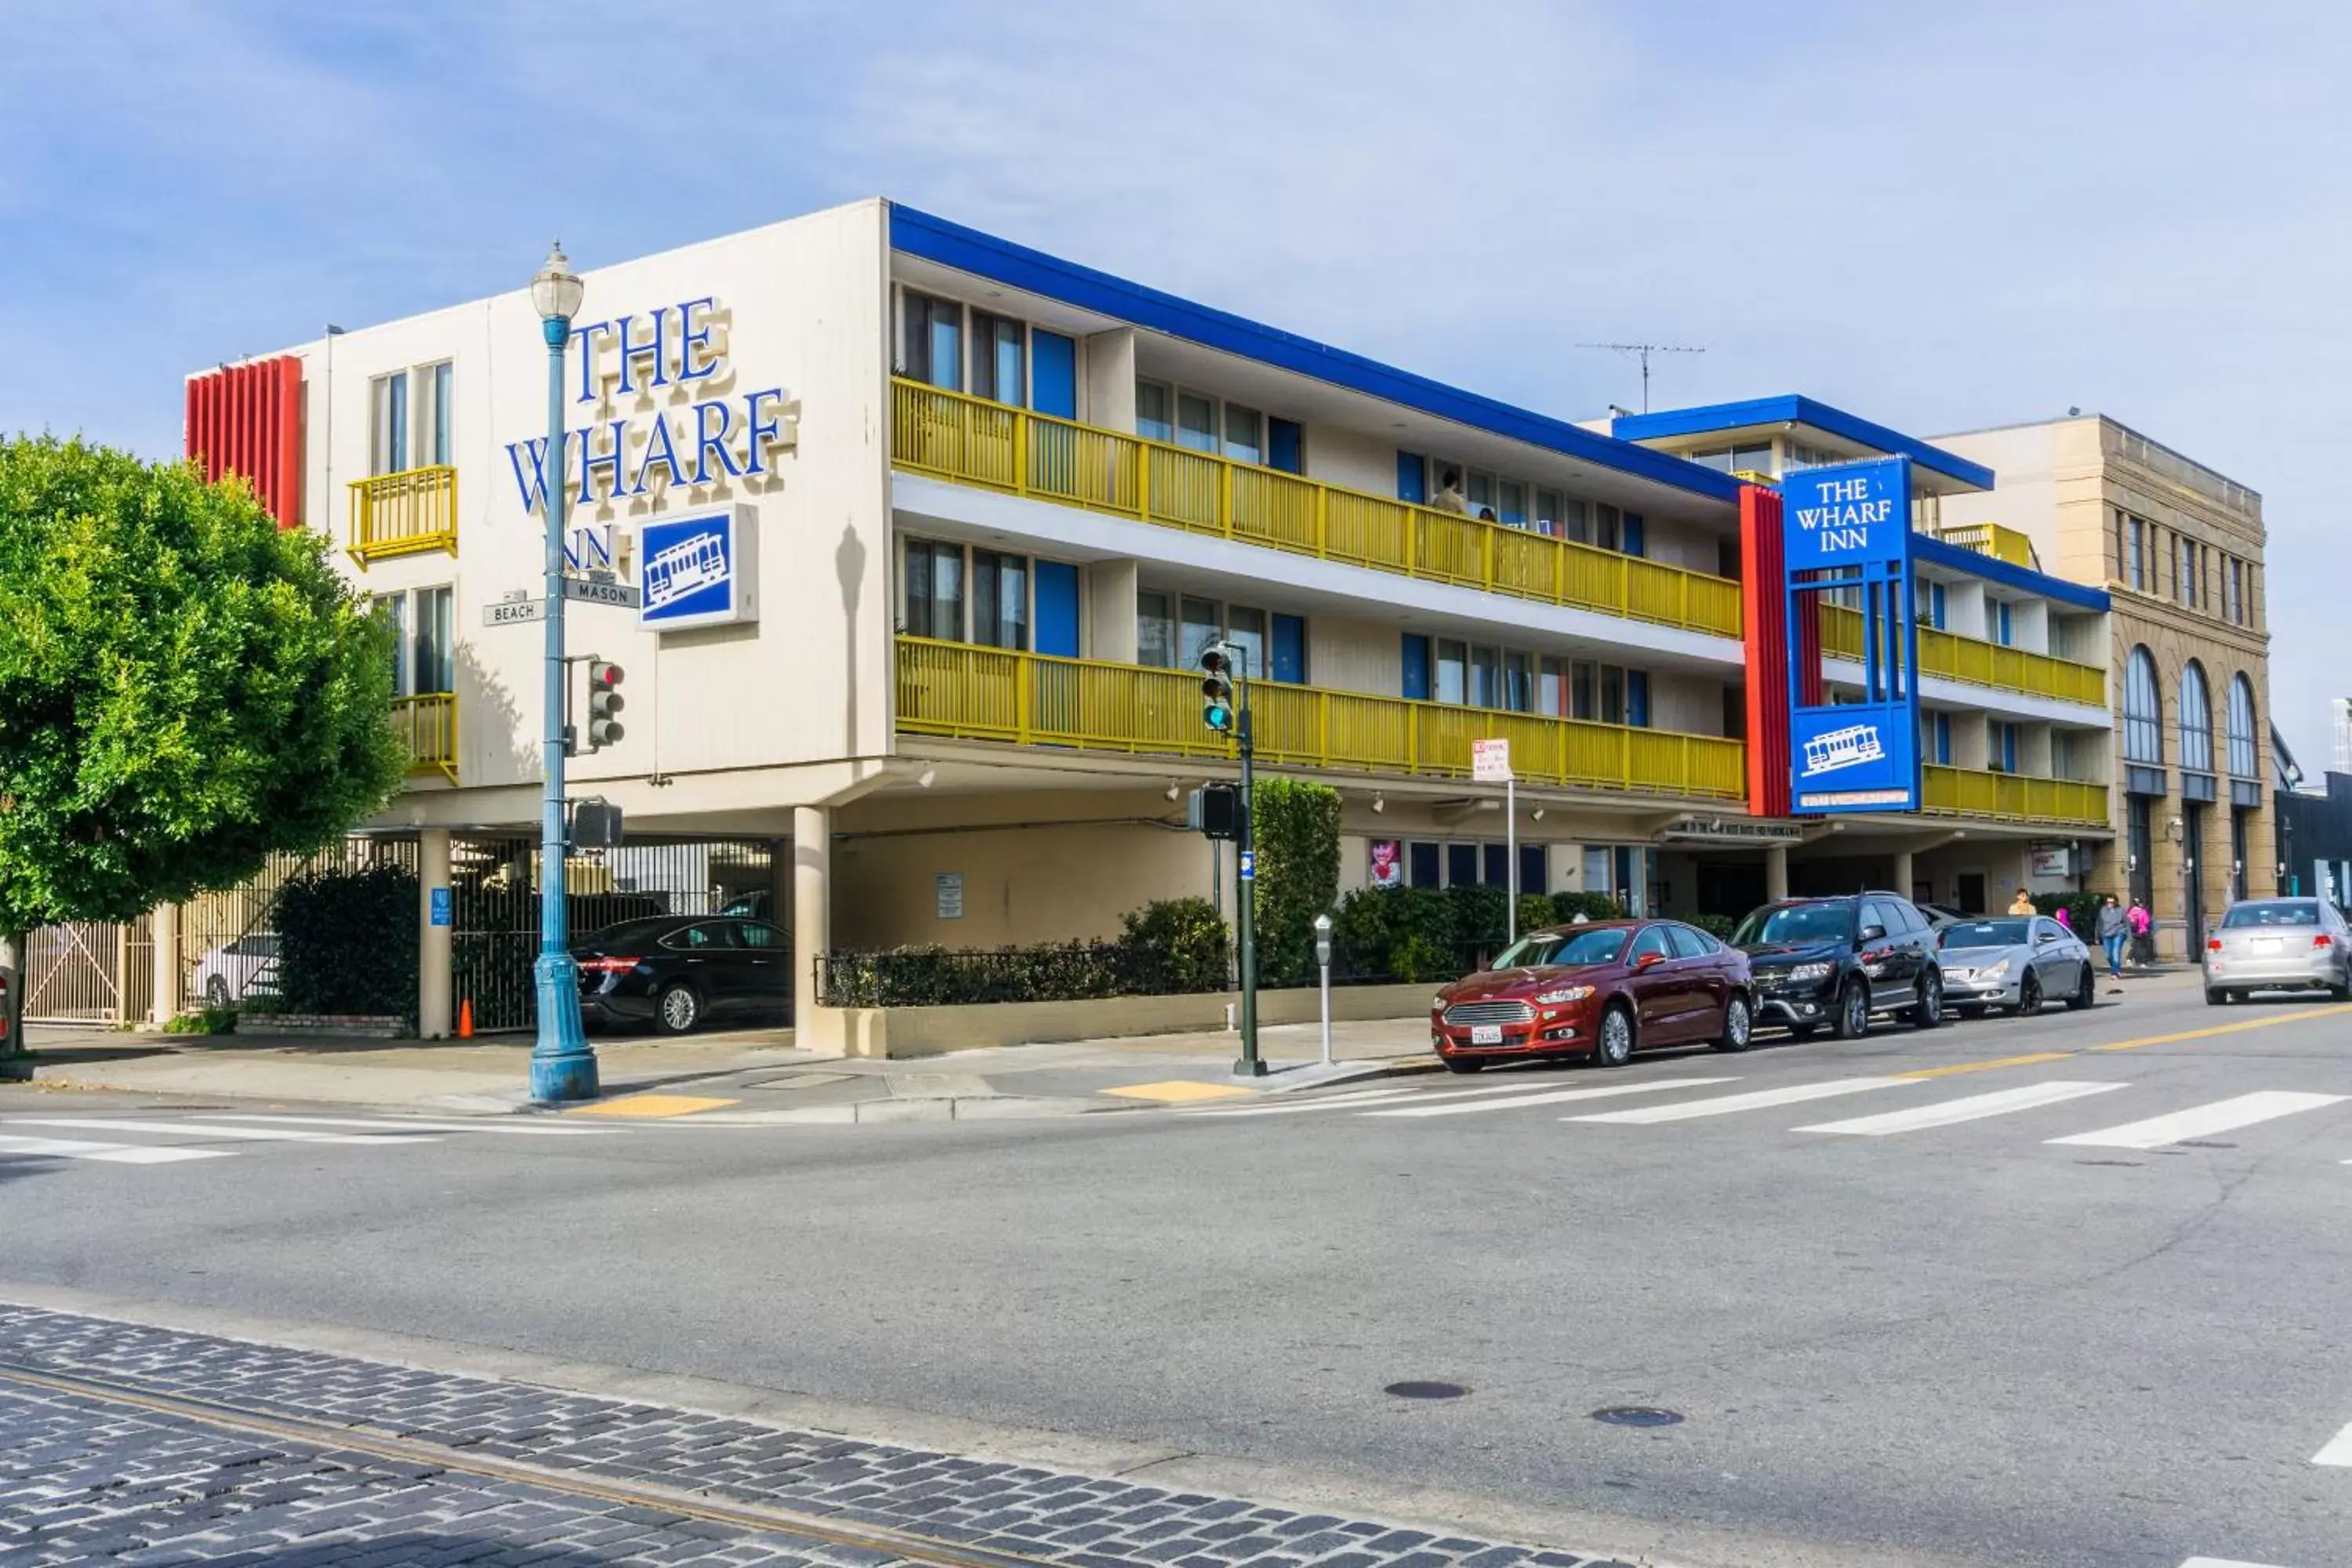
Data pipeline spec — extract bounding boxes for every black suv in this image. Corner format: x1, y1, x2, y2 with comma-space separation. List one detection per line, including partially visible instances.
1731, 892, 1944, 1039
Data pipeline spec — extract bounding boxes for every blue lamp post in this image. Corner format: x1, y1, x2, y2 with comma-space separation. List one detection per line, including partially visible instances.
528, 242, 598, 1103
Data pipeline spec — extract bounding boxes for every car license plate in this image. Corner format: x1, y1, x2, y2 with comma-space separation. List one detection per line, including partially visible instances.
1470, 1025, 1504, 1045
2252, 938, 2281, 953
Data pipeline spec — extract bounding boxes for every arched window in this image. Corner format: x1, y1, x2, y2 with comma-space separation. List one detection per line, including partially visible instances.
2124, 646, 2164, 764
2227, 673, 2259, 778
2180, 659, 2214, 773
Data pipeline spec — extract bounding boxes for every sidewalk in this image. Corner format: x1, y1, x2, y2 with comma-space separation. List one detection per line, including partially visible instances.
3, 1014, 1439, 1120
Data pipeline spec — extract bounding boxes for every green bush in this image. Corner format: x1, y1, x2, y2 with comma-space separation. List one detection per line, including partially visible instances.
1692, 913, 1737, 939
2032, 891, 2108, 937
1119, 897, 1230, 994
1446, 883, 1510, 946
1330, 886, 1462, 982
1250, 777, 1341, 985
1516, 893, 1556, 936
273, 862, 419, 1018
1551, 890, 1625, 924
1387, 933, 1452, 985
162, 1007, 237, 1035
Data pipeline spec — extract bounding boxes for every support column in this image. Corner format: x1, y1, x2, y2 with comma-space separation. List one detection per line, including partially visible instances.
419, 829, 453, 1039
1892, 849, 1915, 902
149, 903, 180, 1025
793, 805, 832, 1043
1765, 845, 1789, 902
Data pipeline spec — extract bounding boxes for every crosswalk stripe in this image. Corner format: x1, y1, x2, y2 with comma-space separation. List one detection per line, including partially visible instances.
1795, 1080, 2128, 1137
1569, 1076, 1907, 1125
1363, 1077, 1740, 1119
1181, 1080, 1551, 1117
0, 1118, 442, 1147
2045, 1091, 2348, 1150
0, 1134, 231, 1166
201, 1114, 607, 1137
2313, 1419, 2352, 1466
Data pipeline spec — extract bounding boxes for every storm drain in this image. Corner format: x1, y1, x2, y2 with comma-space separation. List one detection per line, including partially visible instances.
1590, 1406, 1683, 1427
1384, 1381, 1470, 1400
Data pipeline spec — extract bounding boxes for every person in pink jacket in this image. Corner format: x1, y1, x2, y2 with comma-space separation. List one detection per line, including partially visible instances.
2127, 898, 2153, 967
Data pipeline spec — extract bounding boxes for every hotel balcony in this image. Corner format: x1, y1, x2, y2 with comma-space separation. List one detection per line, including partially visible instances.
391, 691, 457, 783
348, 465, 459, 567
1820, 604, 2104, 707
1921, 765, 2105, 828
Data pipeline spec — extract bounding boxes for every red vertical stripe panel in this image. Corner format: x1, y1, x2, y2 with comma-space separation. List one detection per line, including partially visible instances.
183, 355, 303, 528
1740, 483, 1793, 819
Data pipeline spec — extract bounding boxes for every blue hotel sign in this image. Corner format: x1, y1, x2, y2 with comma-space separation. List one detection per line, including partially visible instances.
637, 504, 757, 632
1784, 456, 1922, 813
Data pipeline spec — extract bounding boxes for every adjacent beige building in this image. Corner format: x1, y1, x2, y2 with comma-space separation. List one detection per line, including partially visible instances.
1937, 416, 2272, 957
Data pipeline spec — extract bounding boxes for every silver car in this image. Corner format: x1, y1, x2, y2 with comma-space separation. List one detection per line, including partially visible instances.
1937, 915, 2095, 1015
2204, 898, 2352, 1004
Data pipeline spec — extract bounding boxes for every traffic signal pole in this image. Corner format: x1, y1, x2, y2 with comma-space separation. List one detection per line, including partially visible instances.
1234, 691, 1263, 1078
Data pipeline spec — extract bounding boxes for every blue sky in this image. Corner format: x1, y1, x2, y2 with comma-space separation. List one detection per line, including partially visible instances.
5, 1, 2347, 770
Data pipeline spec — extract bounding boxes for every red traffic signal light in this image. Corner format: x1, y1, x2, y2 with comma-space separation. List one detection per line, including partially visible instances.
586, 659, 626, 749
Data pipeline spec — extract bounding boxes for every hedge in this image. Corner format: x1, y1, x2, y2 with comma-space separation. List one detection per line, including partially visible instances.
822, 898, 1229, 1007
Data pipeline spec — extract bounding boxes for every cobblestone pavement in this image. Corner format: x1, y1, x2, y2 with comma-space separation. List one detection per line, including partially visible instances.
0, 1306, 1641, 1567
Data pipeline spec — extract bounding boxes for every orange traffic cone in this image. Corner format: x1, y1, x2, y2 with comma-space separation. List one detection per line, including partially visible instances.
457, 998, 474, 1039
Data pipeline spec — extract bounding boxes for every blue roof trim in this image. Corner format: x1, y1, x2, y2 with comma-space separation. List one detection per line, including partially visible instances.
1612, 395, 1996, 492
1912, 533, 2111, 611
889, 205, 1744, 506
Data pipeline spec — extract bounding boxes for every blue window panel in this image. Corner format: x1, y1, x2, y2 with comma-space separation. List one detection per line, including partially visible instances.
1271, 614, 1306, 684
1483, 842, 1510, 887
1449, 843, 1480, 887
1627, 670, 1650, 728
1408, 841, 1441, 888
1400, 633, 1432, 700
1033, 561, 1080, 657
1396, 450, 1428, 504
1622, 512, 1646, 557
1931, 711, 1952, 764
1999, 723, 2018, 772
1519, 843, 1547, 896
1996, 601, 2013, 646
1031, 331, 1077, 419
1930, 582, 1947, 629
1269, 417, 1304, 475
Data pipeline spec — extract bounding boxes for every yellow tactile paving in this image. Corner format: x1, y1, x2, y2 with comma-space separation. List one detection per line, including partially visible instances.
1099, 1080, 1256, 1104
567, 1094, 740, 1118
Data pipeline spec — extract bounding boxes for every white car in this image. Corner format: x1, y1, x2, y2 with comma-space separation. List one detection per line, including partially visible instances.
191, 933, 280, 1007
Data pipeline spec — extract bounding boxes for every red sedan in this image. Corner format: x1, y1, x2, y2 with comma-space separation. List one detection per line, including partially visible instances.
1429, 919, 1755, 1071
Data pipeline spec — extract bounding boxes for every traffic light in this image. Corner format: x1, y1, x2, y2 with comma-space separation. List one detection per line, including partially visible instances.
1200, 647, 1233, 733
586, 659, 626, 750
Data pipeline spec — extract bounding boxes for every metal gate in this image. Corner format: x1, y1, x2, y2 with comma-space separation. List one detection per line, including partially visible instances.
22, 918, 154, 1024
172, 837, 419, 1015
450, 835, 781, 1033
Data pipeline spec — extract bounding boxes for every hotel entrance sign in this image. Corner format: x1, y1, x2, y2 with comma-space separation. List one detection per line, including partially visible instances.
1784, 456, 1921, 813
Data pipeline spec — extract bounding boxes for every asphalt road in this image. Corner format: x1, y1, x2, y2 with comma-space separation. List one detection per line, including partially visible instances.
2, 979, 2347, 1568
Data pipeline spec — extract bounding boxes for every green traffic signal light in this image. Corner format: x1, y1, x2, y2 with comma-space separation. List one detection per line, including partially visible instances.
1203, 700, 1232, 731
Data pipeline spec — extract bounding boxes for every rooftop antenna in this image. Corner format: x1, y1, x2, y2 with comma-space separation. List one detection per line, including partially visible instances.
1579, 342, 1705, 414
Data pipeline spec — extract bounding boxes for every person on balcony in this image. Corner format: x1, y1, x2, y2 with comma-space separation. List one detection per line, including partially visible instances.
1432, 469, 1469, 514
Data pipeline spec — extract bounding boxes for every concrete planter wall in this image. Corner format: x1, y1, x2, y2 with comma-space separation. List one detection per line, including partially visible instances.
802, 982, 1432, 1060
235, 1014, 408, 1040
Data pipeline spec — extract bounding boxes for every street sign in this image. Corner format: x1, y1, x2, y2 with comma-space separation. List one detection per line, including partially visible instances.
483, 599, 546, 628
563, 575, 642, 608
429, 887, 452, 927
1472, 737, 1513, 783
1238, 850, 1256, 882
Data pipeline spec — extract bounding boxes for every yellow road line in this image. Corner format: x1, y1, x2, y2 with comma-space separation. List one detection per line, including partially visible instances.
2086, 1003, 2352, 1051
1100, 1080, 1254, 1104
1898, 1051, 2073, 1080
568, 1093, 740, 1118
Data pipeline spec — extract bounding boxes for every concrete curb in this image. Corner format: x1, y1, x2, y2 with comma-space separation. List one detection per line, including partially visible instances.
1243, 1054, 1441, 1094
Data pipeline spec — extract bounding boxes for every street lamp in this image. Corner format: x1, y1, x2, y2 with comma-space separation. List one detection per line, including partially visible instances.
528, 242, 598, 1104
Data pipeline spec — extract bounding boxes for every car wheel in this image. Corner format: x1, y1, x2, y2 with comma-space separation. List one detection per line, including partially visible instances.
1441, 1055, 1484, 1074
2205, 985, 2229, 1007
1910, 969, 1944, 1030
2013, 971, 2042, 1018
1592, 1004, 1635, 1068
1831, 980, 1871, 1040
204, 976, 231, 1008
2332, 971, 2352, 1004
1713, 994, 1754, 1053
653, 982, 702, 1036
2065, 963, 2095, 1011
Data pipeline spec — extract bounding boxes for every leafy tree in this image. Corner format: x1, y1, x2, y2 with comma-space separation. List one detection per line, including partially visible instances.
0, 437, 405, 1055
1249, 776, 1341, 985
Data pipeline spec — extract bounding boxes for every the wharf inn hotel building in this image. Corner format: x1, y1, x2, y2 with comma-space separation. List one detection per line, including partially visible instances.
183, 198, 2241, 1049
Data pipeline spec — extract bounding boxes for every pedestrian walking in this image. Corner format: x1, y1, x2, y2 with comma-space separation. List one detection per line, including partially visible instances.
2096, 895, 2129, 978
2127, 897, 2153, 967
2054, 903, 2072, 933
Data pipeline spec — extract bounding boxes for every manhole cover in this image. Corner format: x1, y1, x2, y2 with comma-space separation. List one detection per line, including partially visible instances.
1384, 1381, 1469, 1400
1591, 1406, 1683, 1428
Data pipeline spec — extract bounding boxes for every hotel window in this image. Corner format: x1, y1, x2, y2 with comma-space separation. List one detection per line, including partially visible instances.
1435, 639, 1468, 705
2227, 673, 2259, 778
1916, 581, 1946, 628
1175, 391, 1218, 452
1994, 600, 2013, 646
1570, 660, 1632, 726
1181, 596, 1223, 667
380, 585, 454, 698
1929, 711, 1953, 765
2180, 660, 2216, 773
1468, 645, 1500, 708
969, 311, 1025, 405
972, 550, 1029, 650
1135, 381, 1173, 444
902, 292, 962, 391
2122, 514, 2147, 590
2123, 646, 2164, 765
2175, 535, 2198, 608
1990, 720, 2018, 775
1504, 650, 1534, 713
370, 360, 454, 475
1223, 404, 1264, 466
902, 539, 966, 641
368, 372, 408, 477
1136, 590, 1177, 670
2222, 557, 2243, 625
1537, 655, 1567, 716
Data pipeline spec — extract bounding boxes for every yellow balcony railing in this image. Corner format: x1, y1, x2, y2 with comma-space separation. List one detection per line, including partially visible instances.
1937, 522, 2037, 569
891, 379, 1745, 641
895, 637, 1746, 800
349, 465, 459, 566
1922, 765, 2107, 827
1818, 604, 2105, 706
391, 691, 456, 783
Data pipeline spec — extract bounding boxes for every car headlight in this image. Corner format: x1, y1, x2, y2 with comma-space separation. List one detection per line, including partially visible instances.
1431, 996, 1447, 1012
1982, 958, 2011, 980
1534, 985, 1595, 1005
1787, 962, 1832, 983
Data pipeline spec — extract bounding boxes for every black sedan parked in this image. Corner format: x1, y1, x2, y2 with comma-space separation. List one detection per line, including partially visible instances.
572, 915, 791, 1034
